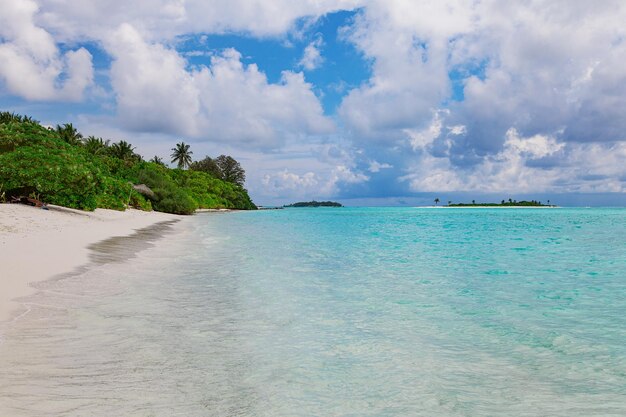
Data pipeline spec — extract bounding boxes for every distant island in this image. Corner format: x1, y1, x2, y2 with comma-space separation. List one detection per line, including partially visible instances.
446, 199, 553, 207
284, 201, 343, 208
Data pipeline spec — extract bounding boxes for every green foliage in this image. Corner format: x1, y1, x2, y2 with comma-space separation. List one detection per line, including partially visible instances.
189, 156, 221, 178
0, 112, 37, 124
0, 112, 257, 214
129, 192, 152, 211
56, 123, 83, 146
0, 120, 60, 153
83, 136, 110, 155
109, 140, 141, 163
170, 169, 256, 210
137, 166, 197, 214
215, 154, 246, 186
0, 144, 103, 210
284, 201, 343, 208
150, 155, 165, 166
96, 177, 131, 211
448, 200, 551, 207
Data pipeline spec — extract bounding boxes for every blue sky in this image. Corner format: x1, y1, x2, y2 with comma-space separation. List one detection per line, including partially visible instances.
1, 0, 625, 206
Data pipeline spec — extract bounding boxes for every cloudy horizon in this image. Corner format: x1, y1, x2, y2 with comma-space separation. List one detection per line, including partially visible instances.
1, 0, 625, 206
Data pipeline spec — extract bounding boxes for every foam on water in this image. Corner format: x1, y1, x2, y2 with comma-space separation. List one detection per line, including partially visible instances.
1, 208, 625, 416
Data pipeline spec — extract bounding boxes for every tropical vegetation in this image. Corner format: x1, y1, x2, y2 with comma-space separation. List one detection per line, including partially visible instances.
0, 111, 256, 214
284, 201, 343, 208
447, 200, 552, 207
171, 142, 193, 169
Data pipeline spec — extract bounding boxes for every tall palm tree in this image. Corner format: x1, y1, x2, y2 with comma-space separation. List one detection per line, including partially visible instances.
434, 198, 440, 206
171, 142, 193, 169
110, 140, 136, 161
56, 123, 83, 145
0, 112, 36, 124
83, 136, 110, 155
150, 155, 165, 166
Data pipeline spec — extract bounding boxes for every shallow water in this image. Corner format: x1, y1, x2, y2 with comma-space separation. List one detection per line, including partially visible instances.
1, 208, 625, 416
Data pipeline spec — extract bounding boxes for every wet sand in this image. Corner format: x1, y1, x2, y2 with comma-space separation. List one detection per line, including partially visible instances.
0, 204, 179, 322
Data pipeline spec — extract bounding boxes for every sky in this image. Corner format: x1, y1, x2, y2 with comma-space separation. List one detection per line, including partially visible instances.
1, 0, 625, 206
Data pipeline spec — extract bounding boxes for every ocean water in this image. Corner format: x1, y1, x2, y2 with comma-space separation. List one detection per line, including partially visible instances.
1, 207, 625, 416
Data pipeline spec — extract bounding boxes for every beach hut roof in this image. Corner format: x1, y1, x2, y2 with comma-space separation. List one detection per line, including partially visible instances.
132, 183, 155, 199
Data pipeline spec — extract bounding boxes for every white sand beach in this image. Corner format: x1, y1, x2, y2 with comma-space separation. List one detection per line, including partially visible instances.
0, 204, 178, 322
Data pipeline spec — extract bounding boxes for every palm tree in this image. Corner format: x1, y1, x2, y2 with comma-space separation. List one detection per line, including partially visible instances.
171, 142, 193, 169
0, 112, 36, 124
110, 140, 136, 161
150, 156, 165, 166
434, 198, 440, 206
448, 200, 452, 206
472, 199, 476, 205
83, 136, 110, 155
56, 123, 83, 145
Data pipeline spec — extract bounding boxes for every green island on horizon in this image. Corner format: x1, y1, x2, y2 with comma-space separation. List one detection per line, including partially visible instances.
428, 197, 554, 207
284, 200, 343, 208
445, 200, 554, 207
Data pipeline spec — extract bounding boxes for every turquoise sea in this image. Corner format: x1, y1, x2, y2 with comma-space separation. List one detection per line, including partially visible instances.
1, 207, 625, 416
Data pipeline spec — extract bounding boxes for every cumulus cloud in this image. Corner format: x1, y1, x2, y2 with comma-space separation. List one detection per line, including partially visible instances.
2, 0, 626, 200
338, 0, 475, 142
105, 24, 201, 136
0, 0, 93, 101
401, 129, 626, 194
105, 24, 334, 147
35, 0, 362, 41
255, 141, 370, 199
262, 165, 368, 199
368, 160, 393, 173
336, 0, 626, 195
299, 35, 324, 70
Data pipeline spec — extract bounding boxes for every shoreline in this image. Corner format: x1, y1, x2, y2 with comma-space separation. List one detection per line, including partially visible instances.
0, 204, 180, 323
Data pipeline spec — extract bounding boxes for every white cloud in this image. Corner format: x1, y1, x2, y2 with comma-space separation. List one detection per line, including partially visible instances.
334, 0, 626, 196
35, 0, 363, 41
104, 24, 334, 148
0, 0, 93, 101
262, 165, 368, 199
2, 0, 626, 200
503, 128, 565, 159
404, 110, 447, 151
368, 160, 393, 173
105, 24, 201, 137
400, 130, 626, 194
262, 170, 320, 196
299, 36, 324, 70
441, 2, 624, 148
338, 1, 475, 141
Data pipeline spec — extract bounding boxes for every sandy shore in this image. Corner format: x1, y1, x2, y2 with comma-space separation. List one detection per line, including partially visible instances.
0, 204, 178, 322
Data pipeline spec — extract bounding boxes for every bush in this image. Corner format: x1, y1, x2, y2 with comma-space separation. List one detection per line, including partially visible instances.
0, 122, 61, 153
96, 177, 131, 211
129, 192, 153, 211
0, 145, 103, 210
137, 166, 197, 214
0, 112, 257, 214
170, 169, 257, 210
